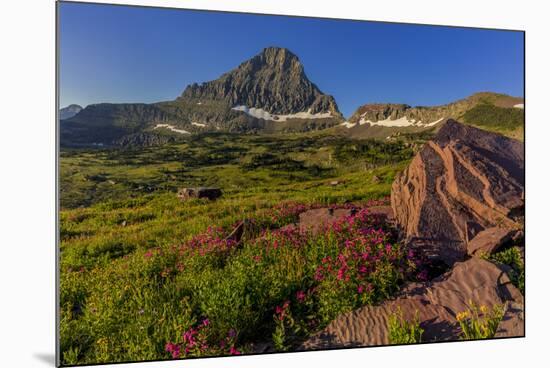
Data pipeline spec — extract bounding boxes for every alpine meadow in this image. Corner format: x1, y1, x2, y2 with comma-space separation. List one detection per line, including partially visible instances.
58, 4, 525, 366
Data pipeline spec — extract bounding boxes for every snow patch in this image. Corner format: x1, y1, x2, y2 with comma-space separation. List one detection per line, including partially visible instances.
424, 117, 445, 127
340, 121, 357, 128
191, 122, 206, 127
513, 103, 524, 109
154, 124, 190, 134
232, 105, 332, 122
357, 116, 445, 128
360, 116, 416, 127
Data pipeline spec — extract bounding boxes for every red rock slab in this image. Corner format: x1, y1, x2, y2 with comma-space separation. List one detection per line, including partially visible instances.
297, 206, 394, 234
467, 227, 516, 256
300, 257, 523, 349
298, 208, 353, 234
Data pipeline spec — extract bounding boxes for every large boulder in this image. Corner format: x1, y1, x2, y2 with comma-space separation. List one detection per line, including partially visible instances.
391, 120, 524, 265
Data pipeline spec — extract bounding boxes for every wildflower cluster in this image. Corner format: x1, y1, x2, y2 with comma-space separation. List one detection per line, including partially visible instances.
165, 319, 241, 359
312, 209, 416, 303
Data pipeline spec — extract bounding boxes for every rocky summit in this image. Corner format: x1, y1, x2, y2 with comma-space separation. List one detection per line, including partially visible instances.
391, 119, 524, 265
180, 47, 340, 116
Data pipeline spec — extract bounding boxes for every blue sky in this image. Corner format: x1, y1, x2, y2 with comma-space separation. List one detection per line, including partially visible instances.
59, 2, 524, 117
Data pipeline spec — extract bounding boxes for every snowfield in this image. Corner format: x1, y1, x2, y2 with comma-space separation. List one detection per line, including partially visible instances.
191, 122, 206, 127
360, 116, 416, 127
341, 115, 445, 129
153, 124, 190, 134
232, 105, 332, 122
514, 103, 524, 109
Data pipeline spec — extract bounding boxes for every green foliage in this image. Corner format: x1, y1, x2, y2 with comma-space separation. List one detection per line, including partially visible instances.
388, 308, 424, 344
462, 104, 524, 131
456, 302, 506, 340
488, 247, 525, 294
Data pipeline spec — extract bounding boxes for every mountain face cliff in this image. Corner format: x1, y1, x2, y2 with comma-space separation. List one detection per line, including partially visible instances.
60, 47, 343, 146
180, 47, 340, 116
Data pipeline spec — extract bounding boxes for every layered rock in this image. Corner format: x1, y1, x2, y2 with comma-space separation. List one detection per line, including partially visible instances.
301, 257, 523, 349
391, 119, 524, 265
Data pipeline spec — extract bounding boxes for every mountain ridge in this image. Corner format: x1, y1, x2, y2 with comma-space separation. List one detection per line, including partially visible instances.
340, 92, 524, 139
60, 47, 524, 146
61, 47, 343, 146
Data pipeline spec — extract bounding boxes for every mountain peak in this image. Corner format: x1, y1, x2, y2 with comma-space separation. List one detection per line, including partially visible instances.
257, 47, 301, 68
180, 47, 341, 116
59, 104, 83, 120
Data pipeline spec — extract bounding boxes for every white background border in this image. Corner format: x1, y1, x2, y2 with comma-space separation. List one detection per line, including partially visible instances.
1, 0, 548, 367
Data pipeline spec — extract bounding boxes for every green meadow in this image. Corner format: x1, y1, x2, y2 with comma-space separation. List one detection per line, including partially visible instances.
59, 131, 427, 365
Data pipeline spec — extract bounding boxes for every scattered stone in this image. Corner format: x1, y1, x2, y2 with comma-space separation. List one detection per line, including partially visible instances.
121, 220, 127, 227
391, 120, 524, 265
177, 187, 222, 201
328, 180, 343, 186
371, 175, 381, 184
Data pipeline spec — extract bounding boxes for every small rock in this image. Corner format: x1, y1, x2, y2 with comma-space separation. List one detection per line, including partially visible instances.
178, 187, 222, 201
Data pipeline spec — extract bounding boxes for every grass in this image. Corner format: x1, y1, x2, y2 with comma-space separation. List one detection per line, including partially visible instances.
461, 104, 524, 140
59, 131, 425, 365
388, 308, 424, 344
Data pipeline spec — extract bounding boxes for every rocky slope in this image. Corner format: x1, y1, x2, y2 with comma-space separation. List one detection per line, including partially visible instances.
341, 92, 524, 139
60, 47, 343, 146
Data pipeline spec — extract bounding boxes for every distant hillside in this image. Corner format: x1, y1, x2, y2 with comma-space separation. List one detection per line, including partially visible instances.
340, 92, 524, 140
59, 104, 83, 120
